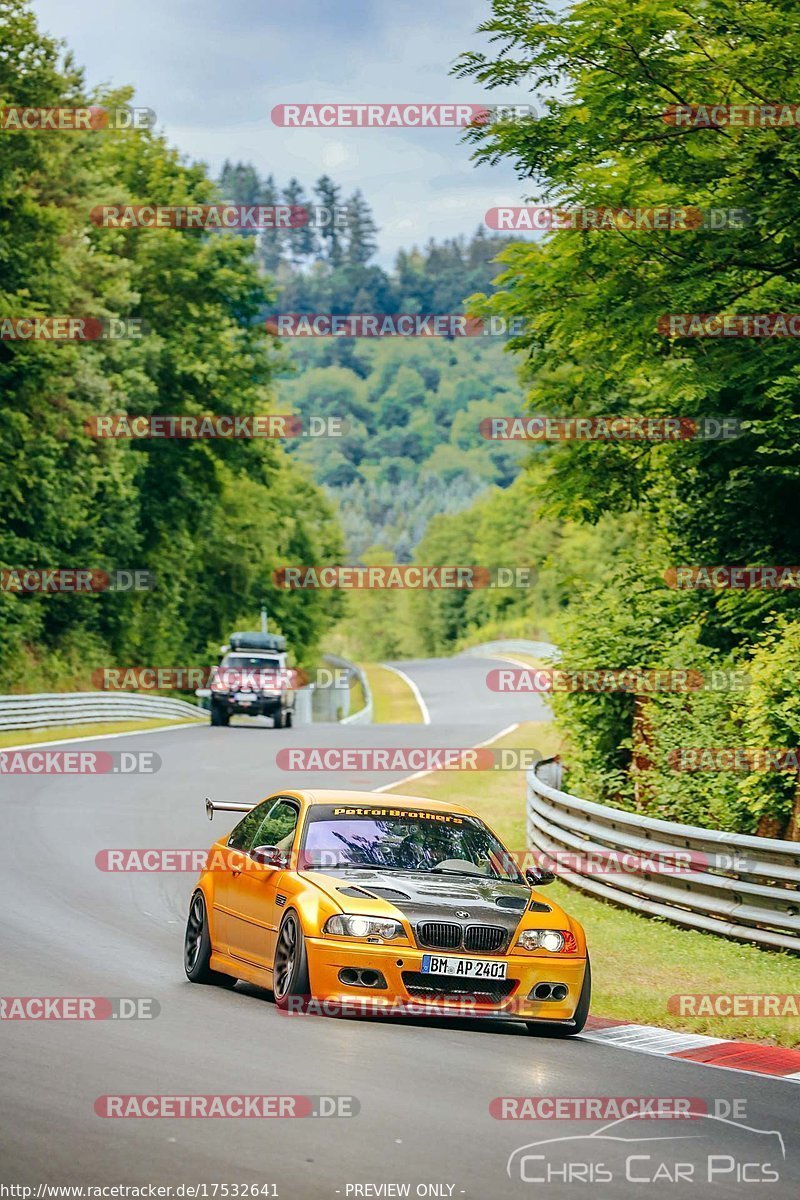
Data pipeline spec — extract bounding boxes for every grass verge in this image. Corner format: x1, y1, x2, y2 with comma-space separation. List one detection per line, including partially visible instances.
358, 664, 424, 723
0, 716, 203, 748
347, 673, 367, 719
382, 721, 800, 1047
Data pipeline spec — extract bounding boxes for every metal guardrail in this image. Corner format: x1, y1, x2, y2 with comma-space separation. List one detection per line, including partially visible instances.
293, 686, 314, 726
324, 654, 373, 725
527, 760, 800, 952
0, 692, 204, 732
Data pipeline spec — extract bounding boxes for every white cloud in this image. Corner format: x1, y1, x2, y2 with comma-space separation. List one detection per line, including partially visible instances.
320, 140, 356, 171
31, 0, 535, 263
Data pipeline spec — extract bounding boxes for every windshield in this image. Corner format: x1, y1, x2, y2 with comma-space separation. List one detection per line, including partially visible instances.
300, 803, 523, 882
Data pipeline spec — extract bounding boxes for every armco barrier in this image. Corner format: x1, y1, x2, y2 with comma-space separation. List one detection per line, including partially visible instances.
527, 759, 800, 952
323, 654, 373, 725
0, 692, 204, 732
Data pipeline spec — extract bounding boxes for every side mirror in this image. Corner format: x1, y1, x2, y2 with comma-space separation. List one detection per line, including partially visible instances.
249, 845, 289, 869
525, 867, 556, 887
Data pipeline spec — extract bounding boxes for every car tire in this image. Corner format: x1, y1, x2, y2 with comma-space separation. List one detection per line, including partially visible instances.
525, 957, 591, 1037
273, 911, 310, 1009
210, 704, 229, 727
284, 710, 293, 728
184, 891, 237, 987
273, 710, 284, 729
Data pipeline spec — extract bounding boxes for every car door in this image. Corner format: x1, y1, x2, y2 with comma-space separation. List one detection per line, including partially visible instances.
212, 799, 275, 952
222, 798, 300, 971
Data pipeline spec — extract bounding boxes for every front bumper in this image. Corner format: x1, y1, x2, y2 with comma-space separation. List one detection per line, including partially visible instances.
306, 936, 587, 1022
213, 693, 284, 716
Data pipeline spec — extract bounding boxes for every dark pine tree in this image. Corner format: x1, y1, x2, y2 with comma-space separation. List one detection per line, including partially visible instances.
314, 175, 345, 267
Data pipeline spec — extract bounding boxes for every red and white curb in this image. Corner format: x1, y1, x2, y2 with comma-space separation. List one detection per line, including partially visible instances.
582, 1015, 800, 1082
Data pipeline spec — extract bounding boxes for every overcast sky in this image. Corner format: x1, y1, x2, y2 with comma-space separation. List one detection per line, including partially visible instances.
30, 0, 538, 265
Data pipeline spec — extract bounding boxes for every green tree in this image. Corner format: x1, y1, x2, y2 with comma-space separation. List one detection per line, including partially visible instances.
0, 0, 344, 689
429, 0, 800, 833
257, 173, 285, 273
282, 177, 318, 264
313, 174, 344, 267
344, 189, 379, 266
455, 0, 800, 649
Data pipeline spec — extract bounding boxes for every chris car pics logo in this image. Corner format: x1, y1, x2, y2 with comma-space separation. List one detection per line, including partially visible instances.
507, 1112, 784, 1185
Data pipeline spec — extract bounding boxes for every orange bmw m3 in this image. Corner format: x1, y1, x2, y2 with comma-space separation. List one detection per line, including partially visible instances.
184, 789, 590, 1034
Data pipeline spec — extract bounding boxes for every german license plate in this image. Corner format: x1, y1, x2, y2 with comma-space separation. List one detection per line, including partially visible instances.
234, 693, 254, 704
420, 955, 507, 979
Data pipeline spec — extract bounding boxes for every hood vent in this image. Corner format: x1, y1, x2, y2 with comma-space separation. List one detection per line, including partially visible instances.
361, 885, 411, 900
529, 900, 552, 913
337, 884, 411, 900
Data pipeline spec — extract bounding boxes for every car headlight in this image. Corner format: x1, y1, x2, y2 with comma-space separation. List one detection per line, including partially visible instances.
516, 929, 577, 953
324, 914, 404, 939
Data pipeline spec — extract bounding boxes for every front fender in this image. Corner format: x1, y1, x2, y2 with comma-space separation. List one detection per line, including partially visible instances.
277, 873, 343, 935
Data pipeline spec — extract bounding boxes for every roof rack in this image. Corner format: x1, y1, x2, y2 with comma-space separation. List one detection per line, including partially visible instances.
229, 630, 286, 652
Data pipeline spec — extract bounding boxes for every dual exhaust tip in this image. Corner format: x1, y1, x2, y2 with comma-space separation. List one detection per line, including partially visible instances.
531, 981, 569, 1002
338, 968, 387, 989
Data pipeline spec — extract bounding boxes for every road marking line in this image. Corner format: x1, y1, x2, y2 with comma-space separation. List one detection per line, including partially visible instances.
495, 653, 546, 666
475, 722, 519, 746
380, 663, 431, 724
372, 722, 520, 793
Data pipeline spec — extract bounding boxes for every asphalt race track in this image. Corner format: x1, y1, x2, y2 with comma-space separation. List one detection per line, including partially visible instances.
1, 651, 797, 1198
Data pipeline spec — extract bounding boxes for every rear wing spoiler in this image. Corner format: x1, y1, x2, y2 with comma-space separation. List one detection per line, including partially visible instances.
205, 796, 256, 821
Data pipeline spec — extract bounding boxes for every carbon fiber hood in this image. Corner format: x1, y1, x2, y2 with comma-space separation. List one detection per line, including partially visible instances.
313, 868, 537, 937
